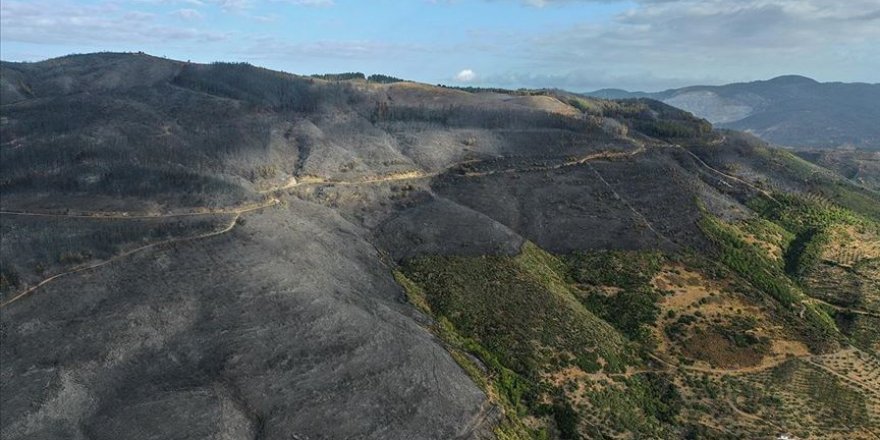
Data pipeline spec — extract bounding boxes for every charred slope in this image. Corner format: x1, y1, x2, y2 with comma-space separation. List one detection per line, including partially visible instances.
2, 53, 879, 439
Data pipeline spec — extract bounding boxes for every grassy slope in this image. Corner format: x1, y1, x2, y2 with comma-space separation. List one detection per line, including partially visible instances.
399, 245, 705, 438
396, 185, 880, 437
402, 243, 634, 377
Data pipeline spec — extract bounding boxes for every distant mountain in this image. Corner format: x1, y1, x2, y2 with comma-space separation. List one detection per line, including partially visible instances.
587, 76, 880, 150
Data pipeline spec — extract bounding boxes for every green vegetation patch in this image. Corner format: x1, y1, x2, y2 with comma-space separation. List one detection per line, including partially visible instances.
599, 99, 714, 142
753, 146, 880, 221
747, 193, 879, 279
563, 251, 665, 345
367, 74, 406, 84
581, 373, 682, 438
565, 250, 664, 290
310, 72, 366, 81
401, 242, 633, 377
577, 288, 660, 346
699, 212, 802, 306
397, 244, 731, 438
698, 210, 840, 351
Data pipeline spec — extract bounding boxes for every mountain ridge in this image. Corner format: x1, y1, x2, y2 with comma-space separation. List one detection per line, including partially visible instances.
585, 75, 880, 151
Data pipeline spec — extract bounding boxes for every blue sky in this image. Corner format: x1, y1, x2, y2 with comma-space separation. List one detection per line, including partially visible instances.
1, 0, 878, 91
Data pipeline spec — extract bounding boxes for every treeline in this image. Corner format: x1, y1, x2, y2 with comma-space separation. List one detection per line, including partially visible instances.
311, 72, 365, 81
602, 99, 714, 142
367, 74, 405, 84
634, 119, 711, 139
309, 73, 407, 83
436, 84, 536, 95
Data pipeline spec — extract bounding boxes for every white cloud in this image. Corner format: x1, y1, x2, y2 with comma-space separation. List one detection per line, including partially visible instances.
248, 13, 280, 22
241, 38, 425, 59
0, 1, 228, 45
276, 0, 335, 6
455, 69, 476, 82
211, 0, 252, 10
172, 8, 203, 19
132, 0, 206, 5
484, 0, 880, 89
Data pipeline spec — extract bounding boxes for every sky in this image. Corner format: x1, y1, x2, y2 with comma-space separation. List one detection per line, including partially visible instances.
1, 0, 878, 91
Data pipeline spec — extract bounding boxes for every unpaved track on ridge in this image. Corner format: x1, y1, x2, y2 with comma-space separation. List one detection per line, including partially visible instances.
1, 148, 646, 308
0, 146, 647, 220
0, 200, 279, 308
649, 349, 880, 399
0, 142, 829, 310
664, 144, 780, 202
0, 144, 718, 309
645, 352, 800, 377
456, 146, 646, 178
808, 297, 880, 319
0, 200, 278, 220
3, 143, 778, 309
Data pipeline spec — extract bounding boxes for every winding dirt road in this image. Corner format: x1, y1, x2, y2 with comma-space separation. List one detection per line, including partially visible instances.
1, 146, 647, 220
0, 143, 783, 309
807, 297, 880, 319
665, 144, 780, 202
0, 147, 651, 308
0, 199, 280, 308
